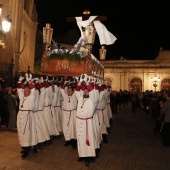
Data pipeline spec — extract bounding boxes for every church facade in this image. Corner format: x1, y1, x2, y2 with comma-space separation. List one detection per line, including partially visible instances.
0, 0, 37, 74
102, 49, 170, 92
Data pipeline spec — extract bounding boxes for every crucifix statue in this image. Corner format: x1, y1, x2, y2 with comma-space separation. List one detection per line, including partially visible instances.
67, 9, 117, 59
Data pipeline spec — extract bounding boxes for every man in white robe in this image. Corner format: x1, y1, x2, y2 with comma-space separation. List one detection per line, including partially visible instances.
98, 81, 109, 143
51, 83, 62, 135
17, 75, 37, 158
36, 79, 51, 146
61, 81, 77, 149
56, 82, 63, 132
75, 74, 95, 167
49, 81, 60, 139
32, 80, 48, 151
42, 80, 56, 143
92, 80, 101, 157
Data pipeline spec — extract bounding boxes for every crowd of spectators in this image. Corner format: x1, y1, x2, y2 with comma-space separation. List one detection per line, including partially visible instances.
0, 77, 19, 131
110, 89, 170, 147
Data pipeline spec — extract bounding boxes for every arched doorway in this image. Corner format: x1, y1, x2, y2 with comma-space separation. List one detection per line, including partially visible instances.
129, 78, 142, 92
161, 78, 170, 91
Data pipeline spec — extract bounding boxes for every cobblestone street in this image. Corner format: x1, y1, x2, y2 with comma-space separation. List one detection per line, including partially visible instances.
0, 105, 170, 170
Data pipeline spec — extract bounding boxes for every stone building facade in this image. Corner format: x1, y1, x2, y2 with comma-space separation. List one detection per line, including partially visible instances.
0, 0, 37, 74
101, 49, 170, 92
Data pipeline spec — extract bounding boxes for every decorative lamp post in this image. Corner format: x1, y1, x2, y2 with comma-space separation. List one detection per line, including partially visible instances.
0, 4, 3, 15
151, 76, 160, 92
0, 4, 12, 49
43, 23, 53, 52
0, 4, 12, 35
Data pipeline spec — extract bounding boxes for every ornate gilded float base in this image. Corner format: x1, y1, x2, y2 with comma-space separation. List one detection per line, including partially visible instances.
40, 57, 104, 78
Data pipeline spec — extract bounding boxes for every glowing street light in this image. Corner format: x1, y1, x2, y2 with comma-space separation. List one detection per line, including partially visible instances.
151, 76, 160, 92
0, 4, 12, 49
0, 4, 12, 34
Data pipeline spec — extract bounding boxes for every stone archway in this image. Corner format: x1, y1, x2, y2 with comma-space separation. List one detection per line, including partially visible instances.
161, 78, 170, 91
129, 78, 142, 92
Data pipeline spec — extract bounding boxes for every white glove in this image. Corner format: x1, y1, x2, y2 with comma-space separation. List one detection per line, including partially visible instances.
38, 78, 42, 83
46, 76, 48, 82
80, 74, 84, 82
34, 77, 39, 83
29, 74, 32, 81
25, 73, 29, 82
19, 76, 24, 82
40, 76, 44, 82
97, 79, 101, 86
83, 74, 88, 83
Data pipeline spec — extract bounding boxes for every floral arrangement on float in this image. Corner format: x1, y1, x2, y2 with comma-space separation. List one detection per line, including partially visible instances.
45, 39, 104, 69
46, 38, 88, 62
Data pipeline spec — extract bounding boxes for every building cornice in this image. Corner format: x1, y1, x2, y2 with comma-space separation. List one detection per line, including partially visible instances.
101, 59, 170, 69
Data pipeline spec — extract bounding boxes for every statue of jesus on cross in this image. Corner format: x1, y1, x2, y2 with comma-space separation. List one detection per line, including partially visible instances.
67, 10, 117, 57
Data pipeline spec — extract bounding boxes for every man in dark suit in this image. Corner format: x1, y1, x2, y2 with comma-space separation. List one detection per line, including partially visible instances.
4, 87, 17, 132
110, 90, 119, 115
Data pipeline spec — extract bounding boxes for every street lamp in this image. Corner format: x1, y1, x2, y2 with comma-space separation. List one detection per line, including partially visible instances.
0, 4, 12, 34
151, 76, 160, 92
0, 4, 12, 49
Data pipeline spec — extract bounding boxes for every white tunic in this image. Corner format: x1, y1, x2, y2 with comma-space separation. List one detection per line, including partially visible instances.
75, 85, 96, 157
93, 87, 101, 148
43, 85, 55, 136
56, 86, 63, 132
57, 86, 63, 125
51, 85, 61, 134
17, 83, 37, 147
97, 89, 108, 136
61, 86, 77, 141
37, 86, 50, 141
32, 89, 47, 143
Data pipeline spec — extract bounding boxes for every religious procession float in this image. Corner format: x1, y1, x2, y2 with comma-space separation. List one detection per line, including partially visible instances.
40, 12, 117, 80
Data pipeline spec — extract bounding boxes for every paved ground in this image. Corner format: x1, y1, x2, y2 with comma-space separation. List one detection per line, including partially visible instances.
0, 104, 170, 170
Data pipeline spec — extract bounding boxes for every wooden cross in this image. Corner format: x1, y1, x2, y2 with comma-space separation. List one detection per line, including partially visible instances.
66, 9, 107, 22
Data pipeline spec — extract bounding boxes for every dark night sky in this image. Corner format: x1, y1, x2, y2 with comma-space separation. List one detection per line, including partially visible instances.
34, 0, 170, 60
